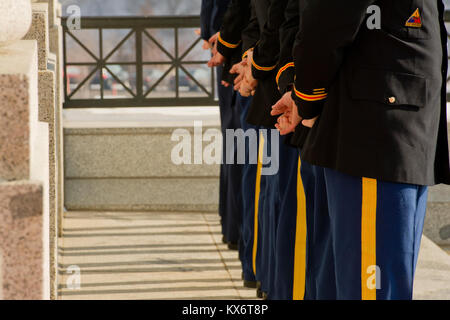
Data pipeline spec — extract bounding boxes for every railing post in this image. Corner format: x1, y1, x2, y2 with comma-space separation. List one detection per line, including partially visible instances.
136, 27, 144, 102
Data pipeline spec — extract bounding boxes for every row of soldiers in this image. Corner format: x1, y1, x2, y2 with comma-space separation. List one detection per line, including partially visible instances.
200, 0, 450, 300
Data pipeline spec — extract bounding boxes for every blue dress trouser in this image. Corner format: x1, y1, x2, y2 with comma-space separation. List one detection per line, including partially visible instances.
216, 66, 243, 244
300, 160, 336, 300
236, 93, 258, 282
270, 143, 301, 300
321, 167, 428, 300
256, 129, 278, 294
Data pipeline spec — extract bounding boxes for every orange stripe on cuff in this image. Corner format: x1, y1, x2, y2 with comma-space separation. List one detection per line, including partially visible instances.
294, 87, 328, 102
218, 33, 240, 49
276, 62, 295, 86
251, 58, 277, 72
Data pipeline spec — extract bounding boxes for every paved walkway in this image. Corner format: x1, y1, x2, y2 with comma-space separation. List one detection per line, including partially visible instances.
58, 211, 450, 300
58, 212, 255, 300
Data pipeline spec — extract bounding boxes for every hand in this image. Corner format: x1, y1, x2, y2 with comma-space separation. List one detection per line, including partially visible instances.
240, 50, 258, 96
207, 49, 225, 67
230, 59, 248, 91
207, 38, 226, 67
271, 92, 302, 135
221, 80, 231, 88
239, 66, 258, 96
208, 32, 219, 47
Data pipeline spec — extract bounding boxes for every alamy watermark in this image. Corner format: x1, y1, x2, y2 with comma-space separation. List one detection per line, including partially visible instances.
366, 5, 381, 30
171, 121, 280, 176
66, 265, 81, 290
366, 265, 381, 290
66, 5, 81, 31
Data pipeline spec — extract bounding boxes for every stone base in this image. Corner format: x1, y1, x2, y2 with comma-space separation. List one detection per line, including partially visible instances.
0, 181, 44, 300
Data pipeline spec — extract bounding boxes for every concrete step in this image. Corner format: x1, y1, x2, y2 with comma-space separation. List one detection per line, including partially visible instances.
63, 107, 221, 212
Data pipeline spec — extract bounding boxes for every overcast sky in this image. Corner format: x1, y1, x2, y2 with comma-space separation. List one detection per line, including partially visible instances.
58, 0, 449, 17
58, 0, 202, 16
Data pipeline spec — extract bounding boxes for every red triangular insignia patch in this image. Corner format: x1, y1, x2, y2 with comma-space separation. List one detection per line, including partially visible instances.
405, 8, 422, 28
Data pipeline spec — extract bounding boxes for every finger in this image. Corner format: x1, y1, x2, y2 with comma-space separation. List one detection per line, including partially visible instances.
230, 64, 242, 75
271, 101, 287, 116
275, 123, 281, 131
234, 78, 242, 90
202, 40, 211, 50
208, 33, 218, 44
279, 123, 296, 136
302, 119, 316, 128
234, 74, 244, 85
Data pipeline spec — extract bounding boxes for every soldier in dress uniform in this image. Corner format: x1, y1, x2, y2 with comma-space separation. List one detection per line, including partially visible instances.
204, 0, 260, 290
271, 0, 338, 301
201, 0, 244, 252
233, 0, 282, 300
272, 0, 450, 300
211, 0, 284, 298
233, 0, 313, 300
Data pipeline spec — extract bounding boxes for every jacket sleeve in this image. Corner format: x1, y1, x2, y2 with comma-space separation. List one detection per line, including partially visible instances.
241, 3, 260, 59
292, 0, 377, 119
200, 0, 214, 41
275, 0, 298, 94
212, 0, 232, 33
251, 0, 289, 80
217, 0, 251, 60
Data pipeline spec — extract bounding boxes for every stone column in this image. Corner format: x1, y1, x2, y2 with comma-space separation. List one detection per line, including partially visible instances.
23, 2, 58, 300
0, 39, 50, 299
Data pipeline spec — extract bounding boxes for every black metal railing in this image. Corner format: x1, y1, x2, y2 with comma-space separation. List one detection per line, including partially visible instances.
62, 16, 217, 108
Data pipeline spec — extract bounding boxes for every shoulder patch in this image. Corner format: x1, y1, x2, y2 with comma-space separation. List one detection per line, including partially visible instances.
405, 8, 422, 28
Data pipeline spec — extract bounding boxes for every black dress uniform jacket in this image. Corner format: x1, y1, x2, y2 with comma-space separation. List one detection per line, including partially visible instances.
293, 0, 450, 186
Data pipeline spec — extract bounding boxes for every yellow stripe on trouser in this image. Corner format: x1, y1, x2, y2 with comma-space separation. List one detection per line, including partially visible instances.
293, 156, 307, 300
252, 132, 265, 275
361, 178, 377, 300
